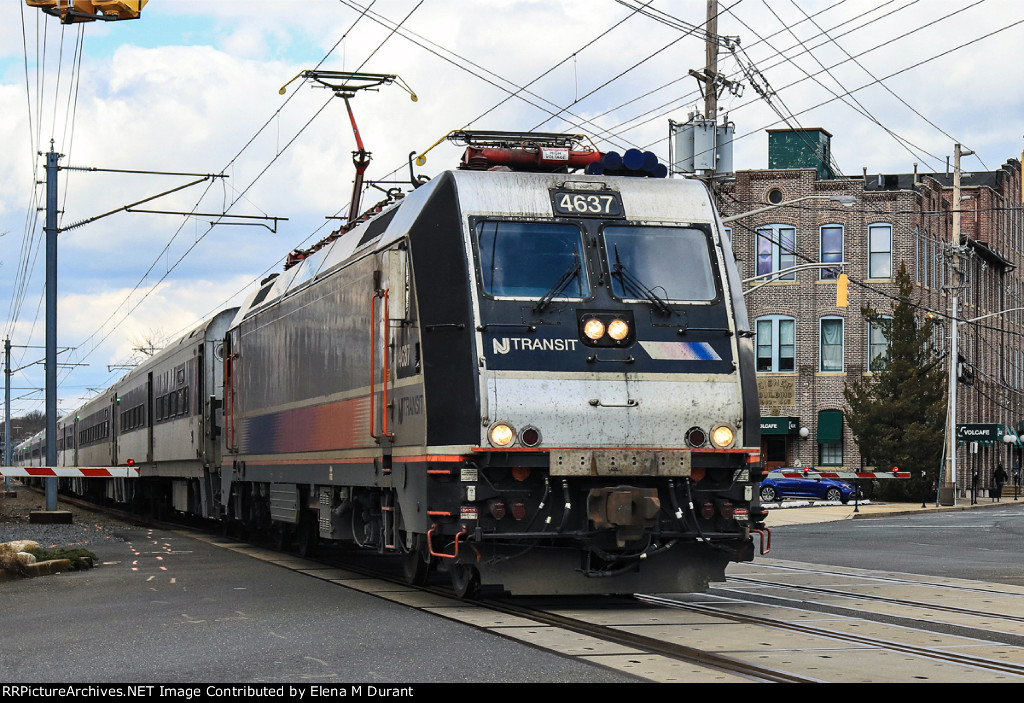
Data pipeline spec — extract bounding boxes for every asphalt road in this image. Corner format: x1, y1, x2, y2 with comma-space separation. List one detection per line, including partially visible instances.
761, 501, 1024, 585
0, 522, 638, 684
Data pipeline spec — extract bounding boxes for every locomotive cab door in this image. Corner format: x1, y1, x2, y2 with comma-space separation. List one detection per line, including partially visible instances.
371, 247, 408, 459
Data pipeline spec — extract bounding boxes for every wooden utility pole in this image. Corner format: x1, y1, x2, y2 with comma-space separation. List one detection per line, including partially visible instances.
704, 0, 719, 121
945, 143, 973, 505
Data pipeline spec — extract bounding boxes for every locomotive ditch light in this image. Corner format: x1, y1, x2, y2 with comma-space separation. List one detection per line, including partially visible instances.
710, 424, 735, 448
489, 422, 515, 447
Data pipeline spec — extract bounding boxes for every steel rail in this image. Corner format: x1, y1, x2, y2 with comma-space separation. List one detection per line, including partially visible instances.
639, 593, 1024, 678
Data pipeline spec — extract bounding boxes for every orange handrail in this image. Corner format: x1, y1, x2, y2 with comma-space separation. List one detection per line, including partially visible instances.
224, 352, 239, 452
369, 289, 394, 442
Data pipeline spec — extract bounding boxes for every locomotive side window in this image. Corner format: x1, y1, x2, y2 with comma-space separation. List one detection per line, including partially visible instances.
603, 225, 718, 302
476, 221, 589, 299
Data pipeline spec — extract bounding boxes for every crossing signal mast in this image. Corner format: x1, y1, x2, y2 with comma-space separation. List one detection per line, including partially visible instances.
25, 0, 147, 23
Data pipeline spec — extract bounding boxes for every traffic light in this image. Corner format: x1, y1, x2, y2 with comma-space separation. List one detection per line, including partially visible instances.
836, 273, 849, 307
25, 1, 146, 23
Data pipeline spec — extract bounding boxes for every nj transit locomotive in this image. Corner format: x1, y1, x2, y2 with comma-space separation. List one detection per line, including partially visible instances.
18, 133, 766, 596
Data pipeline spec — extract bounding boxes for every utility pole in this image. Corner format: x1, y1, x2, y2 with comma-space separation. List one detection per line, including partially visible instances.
704, 0, 719, 124
4, 337, 10, 491
44, 141, 61, 512
945, 143, 973, 506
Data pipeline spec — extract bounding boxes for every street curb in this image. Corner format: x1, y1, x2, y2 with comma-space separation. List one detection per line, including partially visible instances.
849, 500, 1024, 520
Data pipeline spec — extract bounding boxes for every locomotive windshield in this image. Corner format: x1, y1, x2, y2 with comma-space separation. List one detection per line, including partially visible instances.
476, 221, 589, 299
602, 225, 717, 302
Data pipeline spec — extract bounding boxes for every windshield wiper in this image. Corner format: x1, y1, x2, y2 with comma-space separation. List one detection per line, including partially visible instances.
612, 245, 672, 316
534, 254, 582, 312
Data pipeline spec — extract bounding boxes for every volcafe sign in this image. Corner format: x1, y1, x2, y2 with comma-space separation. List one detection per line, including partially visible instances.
760, 417, 799, 435
956, 423, 1004, 446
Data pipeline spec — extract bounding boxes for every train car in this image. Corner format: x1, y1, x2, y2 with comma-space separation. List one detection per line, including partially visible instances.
109, 308, 237, 517
57, 411, 76, 468
34, 309, 237, 513
218, 132, 765, 596
13, 429, 44, 467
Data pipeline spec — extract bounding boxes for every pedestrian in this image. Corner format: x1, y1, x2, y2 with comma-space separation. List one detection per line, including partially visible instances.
993, 463, 1008, 502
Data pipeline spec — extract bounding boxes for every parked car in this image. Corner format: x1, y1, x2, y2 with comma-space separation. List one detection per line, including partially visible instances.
758, 467, 859, 504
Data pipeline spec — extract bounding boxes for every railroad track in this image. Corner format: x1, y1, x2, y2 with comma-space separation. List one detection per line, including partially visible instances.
34, 490, 1024, 682
639, 592, 1024, 680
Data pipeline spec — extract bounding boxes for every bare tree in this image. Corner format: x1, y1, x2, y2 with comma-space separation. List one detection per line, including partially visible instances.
129, 328, 168, 357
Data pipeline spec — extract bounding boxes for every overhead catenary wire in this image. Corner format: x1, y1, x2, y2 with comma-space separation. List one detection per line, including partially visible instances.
60, 0, 427, 392
5, 2, 1020, 414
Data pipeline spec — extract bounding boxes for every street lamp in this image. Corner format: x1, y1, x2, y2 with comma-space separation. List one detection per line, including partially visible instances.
721, 194, 856, 223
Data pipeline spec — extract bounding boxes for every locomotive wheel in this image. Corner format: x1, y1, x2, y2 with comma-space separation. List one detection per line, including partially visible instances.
272, 523, 292, 551
401, 541, 432, 587
450, 562, 480, 599
759, 486, 777, 502
296, 515, 318, 557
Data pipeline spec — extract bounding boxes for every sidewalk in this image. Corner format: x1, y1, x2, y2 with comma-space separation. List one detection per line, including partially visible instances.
762, 495, 1024, 527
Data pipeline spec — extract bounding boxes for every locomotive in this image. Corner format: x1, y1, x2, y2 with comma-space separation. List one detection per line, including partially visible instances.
16, 131, 766, 596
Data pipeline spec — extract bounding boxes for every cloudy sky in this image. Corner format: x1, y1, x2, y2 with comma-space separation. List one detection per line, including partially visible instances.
1, 0, 1023, 419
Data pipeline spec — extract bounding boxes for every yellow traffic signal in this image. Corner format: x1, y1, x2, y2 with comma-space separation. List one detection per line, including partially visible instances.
26, 0, 146, 23
836, 273, 849, 307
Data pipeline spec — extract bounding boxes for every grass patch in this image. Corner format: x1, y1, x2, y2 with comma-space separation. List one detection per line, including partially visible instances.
23, 546, 97, 570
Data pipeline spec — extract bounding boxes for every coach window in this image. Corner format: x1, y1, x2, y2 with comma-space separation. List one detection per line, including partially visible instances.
755, 316, 795, 372
756, 225, 796, 281
819, 225, 843, 279
476, 221, 589, 299
868, 223, 893, 279
602, 225, 717, 301
819, 316, 844, 372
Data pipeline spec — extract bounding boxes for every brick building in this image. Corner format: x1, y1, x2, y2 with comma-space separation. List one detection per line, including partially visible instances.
719, 128, 1023, 501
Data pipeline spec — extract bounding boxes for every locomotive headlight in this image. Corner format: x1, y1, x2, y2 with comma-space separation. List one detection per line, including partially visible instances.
578, 310, 635, 348
710, 424, 735, 448
583, 318, 606, 340
489, 423, 516, 447
607, 319, 630, 340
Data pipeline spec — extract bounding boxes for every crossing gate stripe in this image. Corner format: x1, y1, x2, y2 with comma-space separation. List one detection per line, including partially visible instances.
0, 466, 140, 478
774, 470, 909, 480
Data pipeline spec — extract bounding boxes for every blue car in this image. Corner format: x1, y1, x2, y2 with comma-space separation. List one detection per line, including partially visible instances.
758, 467, 858, 504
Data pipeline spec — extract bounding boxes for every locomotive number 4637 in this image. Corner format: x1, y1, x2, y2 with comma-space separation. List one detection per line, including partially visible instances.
550, 188, 625, 218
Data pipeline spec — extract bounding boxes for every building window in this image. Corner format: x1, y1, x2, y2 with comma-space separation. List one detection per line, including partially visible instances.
756, 316, 796, 372
868, 223, 892, 279
819, 441, 843, 465
756, 225, 796, 280
819, 225, 843, 279
867, 318, 890, 371
818, 409, 843, 466
820, 316, 844, 372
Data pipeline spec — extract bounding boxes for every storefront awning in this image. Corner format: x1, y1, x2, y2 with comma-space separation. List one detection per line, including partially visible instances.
817, 410, 843, 443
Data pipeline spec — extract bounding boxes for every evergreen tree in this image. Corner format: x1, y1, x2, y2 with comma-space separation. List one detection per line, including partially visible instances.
844, 263, 946, 500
